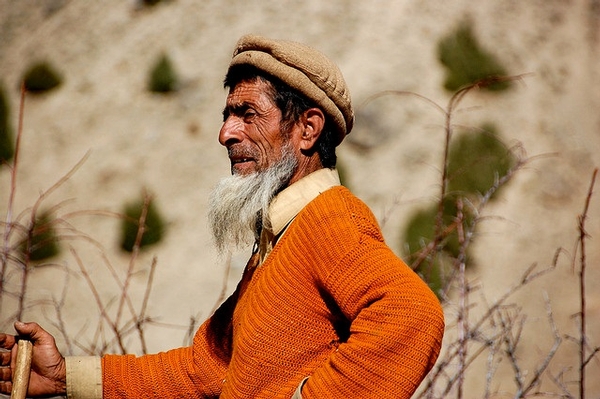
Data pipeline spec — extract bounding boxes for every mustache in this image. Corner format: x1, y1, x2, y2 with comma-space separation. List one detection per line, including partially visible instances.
227, 145, 260, 159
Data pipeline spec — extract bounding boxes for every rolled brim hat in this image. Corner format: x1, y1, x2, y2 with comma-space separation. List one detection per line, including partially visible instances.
228, 34, 354, 146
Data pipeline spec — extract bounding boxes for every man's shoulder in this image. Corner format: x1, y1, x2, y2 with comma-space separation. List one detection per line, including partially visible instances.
300, 185, 382, 237
284, 185, 387, 270
308, 185, 370, 213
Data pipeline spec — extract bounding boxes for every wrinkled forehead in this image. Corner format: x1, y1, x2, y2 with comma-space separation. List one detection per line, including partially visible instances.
224, 79, 277, 109
225, 68, 278, 103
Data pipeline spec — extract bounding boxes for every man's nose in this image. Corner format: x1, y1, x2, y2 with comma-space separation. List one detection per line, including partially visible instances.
219, 117, 244, 147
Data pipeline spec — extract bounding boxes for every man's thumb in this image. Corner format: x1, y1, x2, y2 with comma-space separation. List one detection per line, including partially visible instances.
14, 321, 36, 338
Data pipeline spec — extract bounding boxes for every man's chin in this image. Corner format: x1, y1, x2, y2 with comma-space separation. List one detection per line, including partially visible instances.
231, 161, 260, 176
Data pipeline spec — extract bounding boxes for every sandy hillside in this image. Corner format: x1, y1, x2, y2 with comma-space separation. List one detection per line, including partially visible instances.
1, 0, 599, 396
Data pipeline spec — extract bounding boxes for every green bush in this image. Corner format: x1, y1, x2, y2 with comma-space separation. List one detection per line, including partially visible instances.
438, 22, 510, 92
120, 196, 166, 252
148, 54, 178, 93
403, 198, 474, 295
447, 123, 516, 196
402, 123, 515, 295
22, 61, 63, 93
20, 211, 61, 262
405, 199, 474, 259
0, 84, 14, 164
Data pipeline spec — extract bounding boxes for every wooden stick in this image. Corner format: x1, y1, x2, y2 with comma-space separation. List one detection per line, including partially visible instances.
10, 339, 33, 399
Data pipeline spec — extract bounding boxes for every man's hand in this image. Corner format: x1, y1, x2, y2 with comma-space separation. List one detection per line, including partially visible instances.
0, 322, 67, 397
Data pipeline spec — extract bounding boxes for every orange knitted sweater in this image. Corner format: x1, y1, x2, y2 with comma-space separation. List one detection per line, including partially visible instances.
102, 186, 444, 398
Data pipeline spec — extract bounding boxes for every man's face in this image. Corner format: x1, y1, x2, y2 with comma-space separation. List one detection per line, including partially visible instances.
219, 79, 294, 176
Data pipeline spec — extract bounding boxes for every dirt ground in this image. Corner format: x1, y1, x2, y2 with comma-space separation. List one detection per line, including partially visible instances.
1, 0, 599, 396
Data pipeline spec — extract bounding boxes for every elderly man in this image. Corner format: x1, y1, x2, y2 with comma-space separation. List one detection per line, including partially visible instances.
0, 34, 444, 399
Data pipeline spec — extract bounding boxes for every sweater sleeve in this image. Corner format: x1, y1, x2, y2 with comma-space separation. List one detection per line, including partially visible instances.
65, 356, 102, 399
302, 239, 445, 399
101, 294, 238, 398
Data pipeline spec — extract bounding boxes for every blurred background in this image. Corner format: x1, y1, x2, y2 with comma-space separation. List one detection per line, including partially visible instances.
1, 0, 599, 397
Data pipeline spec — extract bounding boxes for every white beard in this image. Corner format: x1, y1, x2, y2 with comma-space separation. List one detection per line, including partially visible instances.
208, 146, 297, 255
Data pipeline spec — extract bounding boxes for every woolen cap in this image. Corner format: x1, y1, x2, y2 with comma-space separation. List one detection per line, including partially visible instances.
229, 34, 354, 145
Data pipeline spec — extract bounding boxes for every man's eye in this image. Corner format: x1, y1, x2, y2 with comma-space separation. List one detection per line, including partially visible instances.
243, 110, 257, 122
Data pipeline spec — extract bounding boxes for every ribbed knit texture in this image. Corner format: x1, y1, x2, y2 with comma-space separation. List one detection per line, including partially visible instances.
102, 186, 445, 398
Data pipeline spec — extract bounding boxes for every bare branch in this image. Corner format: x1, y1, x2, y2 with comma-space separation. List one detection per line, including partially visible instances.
576, 168, 598, 399
1, 84, 27, 311
518, 294, 562, 398
114, 191, 152, 330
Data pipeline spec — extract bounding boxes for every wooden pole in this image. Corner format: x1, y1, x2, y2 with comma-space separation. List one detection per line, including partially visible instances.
10, 339, 33, 399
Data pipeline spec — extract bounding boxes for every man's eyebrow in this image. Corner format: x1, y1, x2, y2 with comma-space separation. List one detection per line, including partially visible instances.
222, 103, 251, 120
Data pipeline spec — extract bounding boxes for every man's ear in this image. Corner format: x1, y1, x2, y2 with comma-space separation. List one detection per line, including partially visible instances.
299, 108, 325, 151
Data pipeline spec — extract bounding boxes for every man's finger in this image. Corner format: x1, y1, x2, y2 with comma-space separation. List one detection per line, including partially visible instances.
0, 365, 12, 381
0, 380, 12, 395
0, 333, 16, 350
0, 350, 12, 366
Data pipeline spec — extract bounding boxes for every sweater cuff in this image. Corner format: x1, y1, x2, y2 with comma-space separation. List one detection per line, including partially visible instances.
292, 377, 308, 399
65, 356, 102, 399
